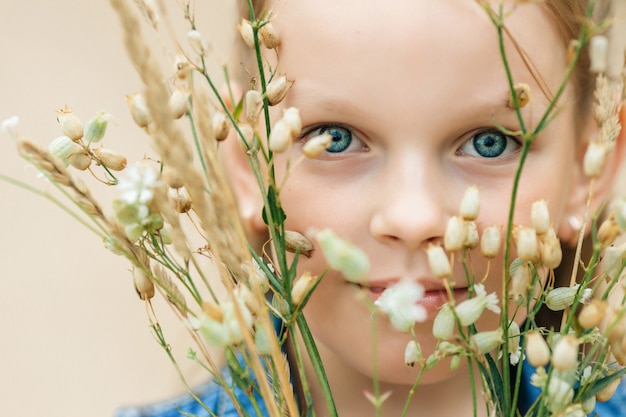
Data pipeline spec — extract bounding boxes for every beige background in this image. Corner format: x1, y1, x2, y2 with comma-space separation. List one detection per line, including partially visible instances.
0, 1, 236, 416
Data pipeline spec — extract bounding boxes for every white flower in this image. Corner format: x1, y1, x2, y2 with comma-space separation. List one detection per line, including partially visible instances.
454, 283, 500, 326
404, 340, 421, 367
1, 116, 19, 139
508, 321, 522, 366
375, 280, 426, 332
315, 228, 370, 283
117, 162, 159, 205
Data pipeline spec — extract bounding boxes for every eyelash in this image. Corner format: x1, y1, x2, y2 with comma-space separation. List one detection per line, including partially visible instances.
457, 129, 522, 160
299, 124, 365, 155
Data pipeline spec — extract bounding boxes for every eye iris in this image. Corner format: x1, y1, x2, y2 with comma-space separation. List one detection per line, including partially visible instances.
473, 131, 506, 158
321, 126, 352, 153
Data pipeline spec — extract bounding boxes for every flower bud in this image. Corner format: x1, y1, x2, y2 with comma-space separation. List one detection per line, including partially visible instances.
515, 226, 539, 263
169, 89, 189, 119
269, 119, 292, 153
126, 93, 151, 128
284, 230, 314, 257
187, 29, 207, 56
597, 213, 620, 249
69, 149, 92, 170
583, 395, 597, 413
83, 111, 111, 144
450, 354, 462, 371
525, 331, 550, 367
254, 325, 272, 355
266, 74, 293, 106
49, 135, 82, 165
282, 107, 302, 137
508, 83, 531, 108
427, 244, 452, 279
259, 22, 280, 49
56, 105, 83, 141
444, 216, 466, 252
552, 335, 579, 371
291, 272, 318, 306
303, 133, 332, 159
433, 303, 455, 340
589, 35, 609, 74
596, 376, 622, 402
584, 141, 608, 178
212, 112, 229, 141
539, 227, 562, 270
460, 185, 480, 220
531, 199, 550, 235
578, 299, 607, 329
133, 268, 155, 300
546, 285, 580, 311
464, 220, 479, 249
470, 328, 503, 354
245, 89, 263, 125
480, 225, 501, 258
93, 147, 127, 171
509, 258, 531, 304
404, 340, 421, 367
237, 19, 257, 49
168, 186, 192, 213
315, 228, 370, 283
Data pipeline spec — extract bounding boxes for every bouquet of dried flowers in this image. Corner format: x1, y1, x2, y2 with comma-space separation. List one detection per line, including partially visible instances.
2, 1, 626, 416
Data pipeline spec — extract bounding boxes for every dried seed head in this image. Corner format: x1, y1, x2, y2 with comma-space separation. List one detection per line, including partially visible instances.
432, 303, 455, 340
584, 141, 609, 178
187, 29, 208, 56
508, 83, 531, 108
69, 149, 92, 170
284, 230, 314, 257
93, 147, 127, 171
303, 132, 332, 159
169, 89, 189, 119
578, 299, 607, 329
48, 135, 83, 165
525, 331, 550, 368
268, 119, 292, 152
459, 185, 480, 220
126, 93, 151, 128
444, 216, 466, 252
597, 213, 620, 248
168, 187, 192, 213
539, 227, 562, 270
531, 199, 550, 235
589, 35, 609, 74
259, 22, 280, 49
282, 107, 302, 137
212, 112, 229, 141
551, 335, 579, 371
245, 89, 263, 125
291, 272, 318, 306
83, 111, 111, 144
237, 19, 257, 49
133, 268, 155, 300
515, 226, 539, 263
266, 74, 293, 106
404, 340, 421, 367
480, 225, 502, 258
427, 244, 452, 279
56, 105, 84, 141
464, 220, 479, 249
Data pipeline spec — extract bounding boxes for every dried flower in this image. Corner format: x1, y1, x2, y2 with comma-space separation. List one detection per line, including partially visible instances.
509, 258, 531, 304
161, 166, 184, 189
266, 74, 293, 106
531, 200, 550, 235
578, 299, 607, 329
259, 22, 280, 49
236, 123, 255, 152
245, 89, 263, 125
464, 220, 479, 249
56, 105, 84, 141
508, 83, 531, 108
539, 227, 562, 269
444, 216, 466, 252
375, 279, 426, 331
133, 268, 155, 300
126, 93, 151, 128
187, 29, 207, 56
426, 244, 452, 279
212, 112, 229, 141
404, 340, 421, 367
589, 35, 609, 74
315, 228, 370, 283
168, 186, 192, 213
1, 116, 19, 139
237, 19, 257, 49
459, 185, 480, 220
480, 225, 501, 258
284, 230, 314, 257
282, 107, 302, 137
526, 331, 550, 367
454, 283, 500, 326
93, 147, 127, 171
433, 303, 455, 340
268, 119, 292, 153
83, 111, 111, 144
515, 226, 539, 263
169, 89, 189, 119
302, 133, 332, 159
69, 149, 92, 170
583, 141, 609, 178
597, 213, 620, 248
552, 335, 579, 371
470, 328, 503, 354
291, 272, 318, 306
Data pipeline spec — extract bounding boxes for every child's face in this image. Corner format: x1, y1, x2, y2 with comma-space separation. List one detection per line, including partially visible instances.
264, 1, 586, 385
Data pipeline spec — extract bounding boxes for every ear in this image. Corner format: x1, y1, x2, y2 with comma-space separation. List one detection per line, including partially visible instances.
558, 106, 626, 246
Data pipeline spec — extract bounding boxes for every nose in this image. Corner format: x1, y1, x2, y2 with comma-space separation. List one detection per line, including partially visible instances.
369, 153, 450, 252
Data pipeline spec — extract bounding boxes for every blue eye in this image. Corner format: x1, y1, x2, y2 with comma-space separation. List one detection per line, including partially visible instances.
320, 126, 353, 153
459, 130, 519, 158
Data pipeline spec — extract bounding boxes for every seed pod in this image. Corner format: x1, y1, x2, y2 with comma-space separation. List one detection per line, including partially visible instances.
470, 329, 503, 354
526, 331, 550, 367
126, 93, 151, 128
212, 112, 229, 141
48, 135, 83, 165
432, 303, 455, 340
291, 272, 318, 306
589, 35, 609, 74
237, 18, 257, 49
597, 214, 620, 249
578, 299, 607, 329
284, 230, 314, 257
531, 200, 550, 235
427, 244, 452, 279
187, 29, 207, 56
83, 111, 111, 144
508, 83, 531, 108
133, 268, 155, 300
266, 74, 293, 106
444, 216, 466, 252
169, 89, 189, 119
303, 132, 332, 159
509, 258, 530, 304
480, 225, 501, 258
515, 226, 539, 263
259, 22, 280, 49
282, 107, 302, 137
236, 123, 255, 152
539, 228, 562, 269
168, 187, 192, 213
404, 340, 421, 367
245, 89, 263, 125
93, 147, 127, 171
545, 286, 578, 311
269, 119, 292, 152
69, 149, 92, 170
464, 220, 479, 249
460, 185, 480, 220
56, 105, 84, 141
552, 335, 579, 371
584, 141, 608, 178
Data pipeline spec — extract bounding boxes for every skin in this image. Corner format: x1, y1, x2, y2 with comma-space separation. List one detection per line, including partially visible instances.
227, 1, 624, 415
